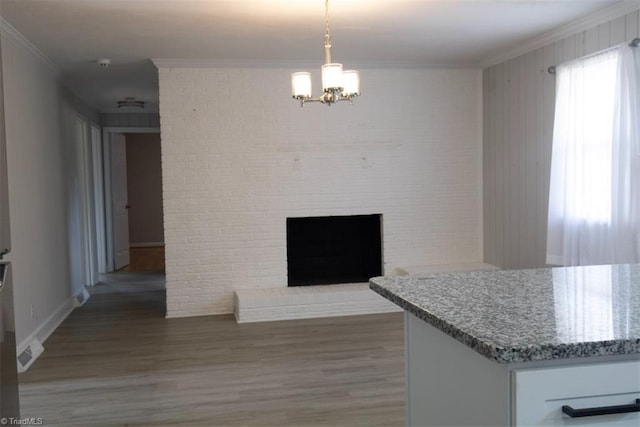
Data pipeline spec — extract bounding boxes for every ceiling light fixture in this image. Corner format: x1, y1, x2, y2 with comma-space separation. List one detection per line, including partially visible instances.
97, 58, 111, 68
291, 0, 360, 107
117, 97, 145, 109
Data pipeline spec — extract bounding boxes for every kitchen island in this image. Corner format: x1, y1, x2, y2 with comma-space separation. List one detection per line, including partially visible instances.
370, 264, 640, 426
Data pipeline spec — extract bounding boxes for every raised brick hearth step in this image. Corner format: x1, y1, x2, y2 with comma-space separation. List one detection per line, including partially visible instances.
234, 283, 401, 323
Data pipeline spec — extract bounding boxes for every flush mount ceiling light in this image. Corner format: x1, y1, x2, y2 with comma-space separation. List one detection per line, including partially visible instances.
117, 97, 145, 109
96, 58, 111, 68
291, 0, 360, 107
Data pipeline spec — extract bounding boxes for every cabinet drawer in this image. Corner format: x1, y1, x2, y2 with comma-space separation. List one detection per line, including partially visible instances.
513, 360, 640, 426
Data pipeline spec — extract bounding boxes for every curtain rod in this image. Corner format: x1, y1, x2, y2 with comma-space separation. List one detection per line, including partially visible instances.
548, 37, 639, 75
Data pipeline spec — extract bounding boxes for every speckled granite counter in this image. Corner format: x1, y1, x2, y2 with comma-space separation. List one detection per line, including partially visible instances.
370, 263, 640, 363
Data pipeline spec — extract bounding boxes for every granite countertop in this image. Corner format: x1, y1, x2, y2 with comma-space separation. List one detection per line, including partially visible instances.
370, 264, 640, 363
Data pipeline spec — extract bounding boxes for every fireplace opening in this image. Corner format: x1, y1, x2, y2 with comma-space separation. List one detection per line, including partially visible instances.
287, 214, 383, 286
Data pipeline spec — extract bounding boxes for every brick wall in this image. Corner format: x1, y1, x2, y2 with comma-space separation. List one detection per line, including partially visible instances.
157, 66, 482, 317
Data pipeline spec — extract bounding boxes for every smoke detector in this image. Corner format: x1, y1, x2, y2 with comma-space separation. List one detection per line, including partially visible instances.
117, 97, 145, 109
97, 58, 111, 68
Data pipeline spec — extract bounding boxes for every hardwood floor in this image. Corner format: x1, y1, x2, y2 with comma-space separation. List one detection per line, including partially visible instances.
125, 246, 165, 272
19, 273, 405, 426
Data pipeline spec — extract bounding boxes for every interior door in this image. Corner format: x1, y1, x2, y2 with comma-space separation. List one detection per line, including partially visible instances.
75, 116, 98, 285
110, 133, 130, 270
70, 116, 90, 288
92, 126, 107, 273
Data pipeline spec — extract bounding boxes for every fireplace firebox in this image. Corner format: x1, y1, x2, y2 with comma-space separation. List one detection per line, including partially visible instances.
286, 214, 383, 286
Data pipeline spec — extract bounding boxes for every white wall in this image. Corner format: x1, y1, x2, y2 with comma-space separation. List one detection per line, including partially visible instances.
482, 8, 639, 269
158, 66, 483, 317
1, 26, 98, 349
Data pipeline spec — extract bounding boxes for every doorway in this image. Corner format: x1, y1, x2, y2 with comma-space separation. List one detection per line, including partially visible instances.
102, 127, 163, 273
123, 132, 164, 271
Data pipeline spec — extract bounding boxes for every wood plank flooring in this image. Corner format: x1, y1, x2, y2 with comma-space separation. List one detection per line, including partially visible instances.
18, 273, 405, 426
125, 246, 165, 272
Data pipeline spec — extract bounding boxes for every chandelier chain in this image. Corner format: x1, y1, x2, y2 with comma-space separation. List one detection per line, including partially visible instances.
324, 0, 331, 49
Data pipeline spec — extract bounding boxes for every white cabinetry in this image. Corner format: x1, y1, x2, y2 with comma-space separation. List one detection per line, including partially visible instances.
513, 361, 640, 426
405, 312, 640, 427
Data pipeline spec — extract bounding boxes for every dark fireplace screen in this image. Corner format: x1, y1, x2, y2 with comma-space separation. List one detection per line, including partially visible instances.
286, 214, 382, 286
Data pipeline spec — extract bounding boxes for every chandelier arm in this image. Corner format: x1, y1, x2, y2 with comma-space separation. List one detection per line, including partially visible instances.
293, 93, 359, 108
290, 0, 360, 107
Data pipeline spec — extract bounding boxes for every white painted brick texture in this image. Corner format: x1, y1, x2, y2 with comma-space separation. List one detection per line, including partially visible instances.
158, 67, 482, 318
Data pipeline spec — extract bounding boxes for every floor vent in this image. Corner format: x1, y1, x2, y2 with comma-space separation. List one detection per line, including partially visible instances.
17, 338, 44, 373
74, 288, 91, 307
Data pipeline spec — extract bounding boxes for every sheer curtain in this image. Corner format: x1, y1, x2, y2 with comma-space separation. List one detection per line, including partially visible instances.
546, 44, 640, 266
610, 45, 640, 263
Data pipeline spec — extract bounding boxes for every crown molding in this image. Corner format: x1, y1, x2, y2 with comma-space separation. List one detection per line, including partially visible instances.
481, 0, 640, 69
0, 17, 60, 77
152, 58, 480, 70
152, 58, 306, 69
0, 18, 103, 114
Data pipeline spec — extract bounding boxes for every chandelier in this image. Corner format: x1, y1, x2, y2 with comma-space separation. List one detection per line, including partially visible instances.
291, 0, 360, 107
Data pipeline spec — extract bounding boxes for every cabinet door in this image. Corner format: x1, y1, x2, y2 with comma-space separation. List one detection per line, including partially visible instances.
513, 360, 640, 426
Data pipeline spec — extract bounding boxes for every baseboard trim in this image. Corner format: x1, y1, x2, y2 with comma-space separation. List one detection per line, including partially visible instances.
17, 287, 90, 372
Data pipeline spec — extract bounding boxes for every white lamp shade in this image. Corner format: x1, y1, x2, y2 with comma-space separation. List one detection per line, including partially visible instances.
322, 63, 343, 90
341, 70, 360, 96
291, 72, 312, 98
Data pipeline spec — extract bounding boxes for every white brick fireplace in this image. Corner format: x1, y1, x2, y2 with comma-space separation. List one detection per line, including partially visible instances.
156, 63, 483, 319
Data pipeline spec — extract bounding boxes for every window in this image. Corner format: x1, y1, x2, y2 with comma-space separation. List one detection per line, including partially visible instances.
546, 44, 639, 266
551, 50, 618, 224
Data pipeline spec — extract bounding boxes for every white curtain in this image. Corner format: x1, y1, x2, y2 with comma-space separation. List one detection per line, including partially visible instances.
547, 44, 640, 266
611, 45, 640, 263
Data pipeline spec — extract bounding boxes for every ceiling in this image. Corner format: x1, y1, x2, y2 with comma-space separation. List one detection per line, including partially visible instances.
0, 0, 625, 113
